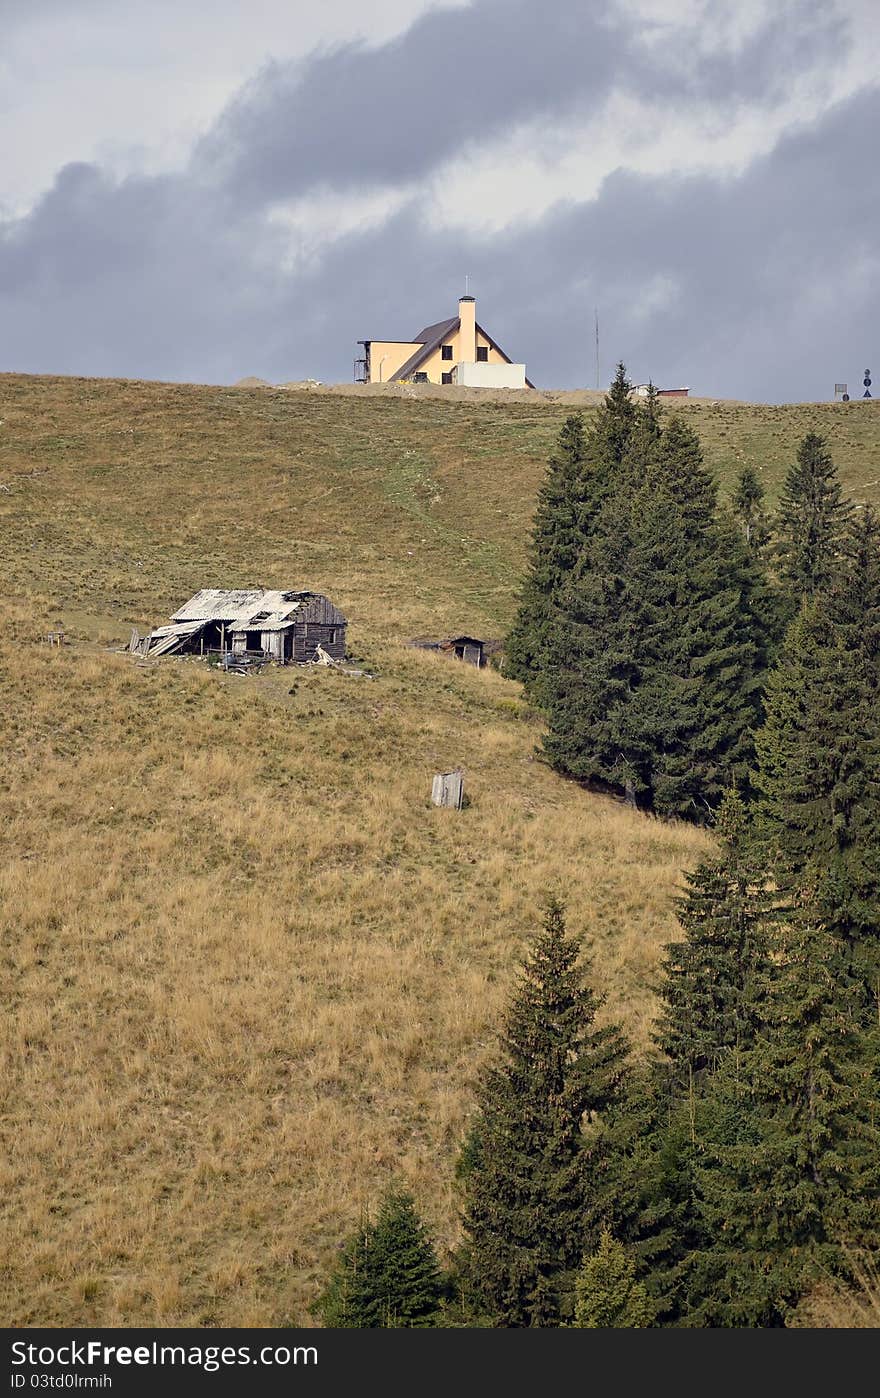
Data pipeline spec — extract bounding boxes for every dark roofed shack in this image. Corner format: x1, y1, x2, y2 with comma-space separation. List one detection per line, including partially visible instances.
133, 589, 347, 664
407, 635, 487, 667
448, 636, 485, 666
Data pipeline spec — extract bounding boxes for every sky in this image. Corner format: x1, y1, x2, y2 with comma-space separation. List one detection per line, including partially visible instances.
1, 0, 878, 400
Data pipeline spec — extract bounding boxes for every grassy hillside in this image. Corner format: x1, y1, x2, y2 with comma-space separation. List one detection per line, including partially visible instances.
1, 374, 877, 1327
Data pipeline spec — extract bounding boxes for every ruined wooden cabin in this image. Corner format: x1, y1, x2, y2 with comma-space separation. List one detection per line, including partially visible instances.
133, 589, 347, 664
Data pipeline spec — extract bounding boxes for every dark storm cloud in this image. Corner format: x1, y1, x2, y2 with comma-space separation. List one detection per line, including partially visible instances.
195, 0, 843, 202
0, 1, 875, 400
199, 0, 629, 199
0, 162, 288, 384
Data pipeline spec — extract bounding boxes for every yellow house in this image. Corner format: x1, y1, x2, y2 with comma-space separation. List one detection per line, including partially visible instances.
356, 295, 533, 388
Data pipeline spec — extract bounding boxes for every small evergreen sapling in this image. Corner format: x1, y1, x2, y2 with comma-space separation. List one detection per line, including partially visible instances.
315, 1190, 442, 1328
732, 464, 769, 554
572, 1228, 654, 1328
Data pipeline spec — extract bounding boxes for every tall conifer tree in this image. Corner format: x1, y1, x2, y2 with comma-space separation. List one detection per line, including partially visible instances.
541, 417, 769, 819
774, 432, 853, 605
506, 365, 638, 692
685, 910, 880, 1327
755, 514, 880, 989
457, 900, 628, 1327
505, 413, 590, 688
655, 791, 771, 1078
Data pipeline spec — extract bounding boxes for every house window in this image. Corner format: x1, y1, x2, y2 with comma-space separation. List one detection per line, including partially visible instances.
441, 371, 453, 384
441, 344, 453, 360
476, 346, 488, 362
328, 628, 337, 644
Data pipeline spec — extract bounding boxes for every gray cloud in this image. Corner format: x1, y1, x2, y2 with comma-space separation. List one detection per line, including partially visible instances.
199, 1, 629, 200
642, 0, 847, 105
196, 0, 845, 202
3, 0, 83, 24
0, 1, 876, 400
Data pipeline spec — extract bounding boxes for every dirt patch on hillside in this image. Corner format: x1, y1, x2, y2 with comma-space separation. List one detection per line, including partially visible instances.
257, 379, 739, 407
272, 380, 608, 406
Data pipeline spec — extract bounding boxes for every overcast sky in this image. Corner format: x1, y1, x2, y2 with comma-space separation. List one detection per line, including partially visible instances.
1, 0, 878, 399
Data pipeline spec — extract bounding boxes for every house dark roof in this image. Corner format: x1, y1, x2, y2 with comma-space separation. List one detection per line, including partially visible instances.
390, 318, 459, 381
411, 317, 458, 343
389, 317, 535, 387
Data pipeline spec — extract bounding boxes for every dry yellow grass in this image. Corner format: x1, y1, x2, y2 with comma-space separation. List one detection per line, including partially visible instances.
4, 372, 873, 1328
0, 629, 710, 1326
791, 1261, 880, 1328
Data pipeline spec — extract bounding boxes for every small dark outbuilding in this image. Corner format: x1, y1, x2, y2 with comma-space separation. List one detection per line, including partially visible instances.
447, 636, 485, 666
407, 634, 488, 667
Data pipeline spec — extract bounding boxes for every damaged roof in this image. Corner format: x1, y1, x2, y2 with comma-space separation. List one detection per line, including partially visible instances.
171, 588, 317, 632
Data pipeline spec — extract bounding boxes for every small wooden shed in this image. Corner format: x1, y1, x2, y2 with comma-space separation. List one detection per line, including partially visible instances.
407, 634, 487, 667
446, 636, 485, 667
134, 588, 347, 664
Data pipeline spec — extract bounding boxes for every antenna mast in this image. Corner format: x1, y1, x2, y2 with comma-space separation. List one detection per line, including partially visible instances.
594, 307, 600, 390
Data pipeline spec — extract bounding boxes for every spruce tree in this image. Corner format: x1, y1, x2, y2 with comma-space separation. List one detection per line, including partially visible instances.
732, 464, 769, 553
315, 1191, 441, 1327
754, 602, 879, 955
506, 366, 638, 693
591, 361, 639, 474
755, 514, 880, 996
755, 606, 861, 871
588, 1067, 695, 1323
655, 791, 771, 1078
832, 507, 880, 970
572, 1228, 655, 1327
457, 899, 629, 1327
541, 417, 770, 820
685, 910, 880, 1327
835, 506, 880, 679
774, 432, 853, 605
505, 413, 590, 689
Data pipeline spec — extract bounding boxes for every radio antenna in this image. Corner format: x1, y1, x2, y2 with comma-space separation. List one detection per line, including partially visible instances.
594, 307, 600, 390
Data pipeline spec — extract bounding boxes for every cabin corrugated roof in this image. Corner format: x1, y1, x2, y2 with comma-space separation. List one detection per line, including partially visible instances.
171, 588, 313, 631
149, 620, 205, 639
